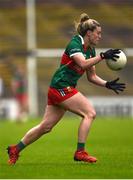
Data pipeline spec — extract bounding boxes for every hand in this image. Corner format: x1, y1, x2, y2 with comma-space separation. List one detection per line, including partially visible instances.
106, 77, 126, 94
100, 49, 120, 61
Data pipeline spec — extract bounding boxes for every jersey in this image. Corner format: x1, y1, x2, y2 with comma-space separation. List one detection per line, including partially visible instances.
50, 35, 96, 89
13, 73, 27, 95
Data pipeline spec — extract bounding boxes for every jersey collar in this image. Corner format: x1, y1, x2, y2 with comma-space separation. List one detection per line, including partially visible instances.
78, 34, 88, 52
78, 34, 93, 52
78, 35, 84, 45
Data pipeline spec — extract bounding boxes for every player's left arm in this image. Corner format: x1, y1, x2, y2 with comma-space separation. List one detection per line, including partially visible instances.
86, 66, 106, 87
86, 66, 126, 94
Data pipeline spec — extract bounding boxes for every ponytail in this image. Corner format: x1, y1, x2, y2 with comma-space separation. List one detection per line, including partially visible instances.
75, 13, 100, 37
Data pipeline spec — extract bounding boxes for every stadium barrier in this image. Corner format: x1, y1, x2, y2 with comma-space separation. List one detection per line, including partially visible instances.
0, 96, 133, 120
0, 99, 19, 120
88, 96, 133, 117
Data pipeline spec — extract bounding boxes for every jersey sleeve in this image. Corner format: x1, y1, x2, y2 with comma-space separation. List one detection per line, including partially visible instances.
65, 41, 83, 57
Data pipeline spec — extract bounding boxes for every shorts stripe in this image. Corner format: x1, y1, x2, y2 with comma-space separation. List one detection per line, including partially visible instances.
58, 89, 66, 96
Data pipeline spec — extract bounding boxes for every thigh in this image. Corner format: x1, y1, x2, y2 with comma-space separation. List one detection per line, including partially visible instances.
40, 105, 66, 127
60, 92, 95, 117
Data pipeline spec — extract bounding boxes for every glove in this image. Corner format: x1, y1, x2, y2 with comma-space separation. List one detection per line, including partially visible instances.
100, 49, 120, 61
106, 77, 126, 94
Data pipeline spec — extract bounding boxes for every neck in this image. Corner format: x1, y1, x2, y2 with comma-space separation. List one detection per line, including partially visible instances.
83, 35, 91, 49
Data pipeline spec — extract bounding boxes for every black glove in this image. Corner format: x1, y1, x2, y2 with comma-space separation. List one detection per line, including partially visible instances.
100, 49, 120, 61
106, 77, 126, 94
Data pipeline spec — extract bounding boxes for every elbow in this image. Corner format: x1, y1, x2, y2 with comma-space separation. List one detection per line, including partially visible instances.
80, 62, 91, 70
87, 77, 92, 82
87, 75, 96, 82
79, 61, 86, 70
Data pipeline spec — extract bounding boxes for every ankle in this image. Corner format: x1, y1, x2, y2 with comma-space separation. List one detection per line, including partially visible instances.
77, 142, 85, 151
17, 141, 26, 152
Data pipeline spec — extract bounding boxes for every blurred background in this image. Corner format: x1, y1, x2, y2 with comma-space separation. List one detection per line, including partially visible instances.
0, 0, 133, 120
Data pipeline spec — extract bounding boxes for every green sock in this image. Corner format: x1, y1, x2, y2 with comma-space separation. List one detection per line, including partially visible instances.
17, 141, 26, 152
77, 142, 85, 151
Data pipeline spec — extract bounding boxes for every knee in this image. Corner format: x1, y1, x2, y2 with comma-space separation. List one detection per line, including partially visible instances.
87, 109, 96, 120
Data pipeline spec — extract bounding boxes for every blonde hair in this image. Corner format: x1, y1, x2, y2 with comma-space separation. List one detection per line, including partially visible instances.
75, 13, 100, 37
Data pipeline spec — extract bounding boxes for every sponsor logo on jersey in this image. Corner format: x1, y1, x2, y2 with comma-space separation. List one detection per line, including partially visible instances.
70, 48, 81, 53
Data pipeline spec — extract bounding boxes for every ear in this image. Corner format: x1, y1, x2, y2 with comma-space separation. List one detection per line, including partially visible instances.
86, 30, 91, 37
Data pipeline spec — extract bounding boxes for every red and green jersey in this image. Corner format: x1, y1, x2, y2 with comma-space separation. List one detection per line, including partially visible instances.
13, 73, 27, 95
50, 35, 96, 89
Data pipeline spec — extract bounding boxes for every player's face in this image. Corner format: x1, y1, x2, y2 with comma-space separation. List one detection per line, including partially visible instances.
88, 26, 102, 46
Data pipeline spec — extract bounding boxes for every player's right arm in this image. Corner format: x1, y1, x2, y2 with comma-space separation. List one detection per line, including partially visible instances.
66, 41, 103, 69
72, 53, 102, 70
71, 49, 121, 70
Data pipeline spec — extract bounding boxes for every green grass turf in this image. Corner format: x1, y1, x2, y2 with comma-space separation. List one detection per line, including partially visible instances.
0, 116, 133, 179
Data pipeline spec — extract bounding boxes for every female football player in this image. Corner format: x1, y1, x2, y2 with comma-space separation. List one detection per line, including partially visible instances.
7, 13, 125, 164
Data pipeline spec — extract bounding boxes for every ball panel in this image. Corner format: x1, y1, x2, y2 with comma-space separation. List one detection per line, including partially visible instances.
106, 50, 127, 71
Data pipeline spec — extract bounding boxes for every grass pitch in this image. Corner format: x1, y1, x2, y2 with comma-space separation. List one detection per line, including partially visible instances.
0, 116, 133, 179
